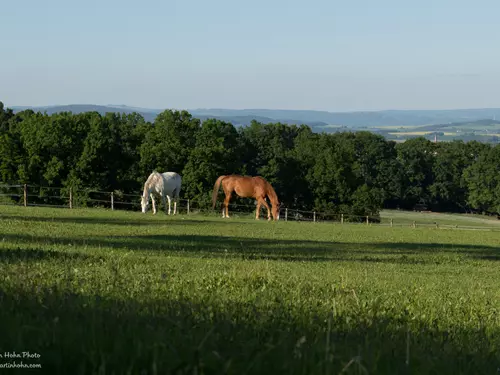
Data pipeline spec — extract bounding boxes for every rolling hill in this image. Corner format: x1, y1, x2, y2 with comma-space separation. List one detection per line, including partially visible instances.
8, 104, 500, 131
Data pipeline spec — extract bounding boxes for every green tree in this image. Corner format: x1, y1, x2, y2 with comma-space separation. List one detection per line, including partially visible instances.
14, 111, 85, 187
395, 137, 436, 209
0, 108, 26, 184
463, 144, 500, 214
308, 133, 358, 213
239, 121, 306, 208
0, 101, 14, 133
182, 119, 242, 207
429, 140, 489, 212
352, 131, 401, 209
139, 110, 200, 178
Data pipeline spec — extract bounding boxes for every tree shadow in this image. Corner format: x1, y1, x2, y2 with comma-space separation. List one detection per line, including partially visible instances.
0, 247, 101, 264
0, 214, 237, 227
0, 288, 497, 374
1, 233, 498, 264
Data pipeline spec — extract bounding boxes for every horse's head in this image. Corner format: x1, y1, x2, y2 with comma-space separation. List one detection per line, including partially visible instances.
272, 201, 281, 221
140, 195, 149, 213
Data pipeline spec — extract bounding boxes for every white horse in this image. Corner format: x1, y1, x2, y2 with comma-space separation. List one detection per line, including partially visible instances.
141, 171, 182, 215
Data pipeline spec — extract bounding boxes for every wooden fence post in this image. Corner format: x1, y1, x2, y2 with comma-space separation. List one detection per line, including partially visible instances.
390, 218, 393, 227
187, 199, 190, 215
23, 184, 27, 207
285, 208, 288, 221
366, 216, 369, 225
69, 187, 73, 209
111, 192, 114, 210
341, 213, 344, 224
313, 211, 316, 222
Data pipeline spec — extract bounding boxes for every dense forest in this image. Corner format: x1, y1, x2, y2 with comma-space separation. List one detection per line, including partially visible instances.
1, 101, 499, 217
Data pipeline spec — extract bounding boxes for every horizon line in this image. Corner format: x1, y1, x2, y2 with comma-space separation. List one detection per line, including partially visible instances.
5, 102, 500, 114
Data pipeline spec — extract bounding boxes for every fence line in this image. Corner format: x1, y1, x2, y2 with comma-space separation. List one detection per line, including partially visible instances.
1, 183, 499, 231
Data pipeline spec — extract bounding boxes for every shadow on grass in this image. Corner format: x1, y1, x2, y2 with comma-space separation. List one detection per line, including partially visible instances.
0, 213, 236, 227
0, 288, 498, 375
0, 247, 103, 264
1, 233, 499, 264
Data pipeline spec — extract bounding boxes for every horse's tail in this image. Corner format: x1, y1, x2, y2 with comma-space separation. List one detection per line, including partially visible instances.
212, 175, 226, 209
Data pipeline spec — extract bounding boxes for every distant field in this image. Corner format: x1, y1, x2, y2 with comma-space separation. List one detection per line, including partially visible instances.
317, 124, 344, 129
370, 125, 429, 130
1, 206, 499, 374
387, 131, 431, 136
387, 131, 456, 136
453, 123, 500, 130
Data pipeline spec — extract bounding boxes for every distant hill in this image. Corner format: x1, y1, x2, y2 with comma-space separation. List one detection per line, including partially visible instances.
193, 114, 328, 127
10, 104, 159, 123
9, 104, 327, 128
188, 108, 500, 127
9, 104, 500, 130
411, 119, 500, 132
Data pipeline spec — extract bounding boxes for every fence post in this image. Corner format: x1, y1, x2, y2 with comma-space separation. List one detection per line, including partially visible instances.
390, 218, 393, 227
313, 211, 316, 222
285, 208, 288, 221
366, 215, 369, 225
187, 199, 190, 215
341, 213, 344, 224
69, 187, 73, 209
23, 184, 27, 207
111, 192, 114, 210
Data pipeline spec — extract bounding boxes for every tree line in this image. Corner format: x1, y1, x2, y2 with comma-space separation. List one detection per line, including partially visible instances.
0, 101, 499, 217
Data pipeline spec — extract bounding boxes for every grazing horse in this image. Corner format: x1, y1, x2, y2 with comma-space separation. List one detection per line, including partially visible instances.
212, 175, 280, 221
141, 171, 182, 215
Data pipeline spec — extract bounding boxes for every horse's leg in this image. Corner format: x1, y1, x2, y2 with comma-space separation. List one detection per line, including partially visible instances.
255, 200, 261, 220
166, 195, 172, 215
259, 197, 272, 221
173, 190, 178, 215
152, 196, 157, 215
223, 192, 231, 218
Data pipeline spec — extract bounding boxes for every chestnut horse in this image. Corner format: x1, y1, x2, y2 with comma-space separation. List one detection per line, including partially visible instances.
212, 175, 280, 221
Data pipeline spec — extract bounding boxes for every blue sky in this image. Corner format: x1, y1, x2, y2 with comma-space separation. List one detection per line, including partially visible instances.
1, 0, 499, 111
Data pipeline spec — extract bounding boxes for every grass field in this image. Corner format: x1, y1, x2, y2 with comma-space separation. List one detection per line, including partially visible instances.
380, 209, 500, 228
1, 206, 499, 374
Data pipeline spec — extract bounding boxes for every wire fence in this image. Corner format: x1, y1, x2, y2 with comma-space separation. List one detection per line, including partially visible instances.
1, 183, 499, 231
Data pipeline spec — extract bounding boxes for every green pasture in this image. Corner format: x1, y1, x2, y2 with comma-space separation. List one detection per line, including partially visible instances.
380, 209, 500, 228
0, 205, 499, 374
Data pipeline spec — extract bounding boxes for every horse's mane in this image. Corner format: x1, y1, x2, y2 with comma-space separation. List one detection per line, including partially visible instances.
263, 179, 279, 205
143, 171, 163, 195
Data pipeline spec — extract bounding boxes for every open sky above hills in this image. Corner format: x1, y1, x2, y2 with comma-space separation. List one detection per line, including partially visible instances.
2, 0, 500, 111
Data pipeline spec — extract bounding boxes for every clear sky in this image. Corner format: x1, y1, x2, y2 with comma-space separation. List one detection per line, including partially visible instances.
1, 0, 499, 111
